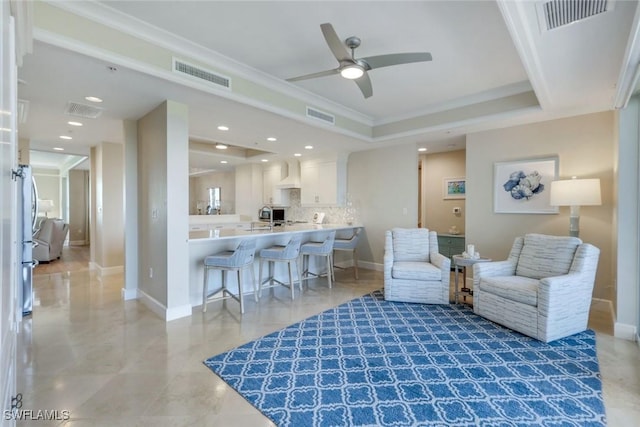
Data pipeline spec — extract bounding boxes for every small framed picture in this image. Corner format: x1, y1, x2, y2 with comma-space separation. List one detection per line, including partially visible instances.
443, 177, 466, 200
494, 156, 559, 214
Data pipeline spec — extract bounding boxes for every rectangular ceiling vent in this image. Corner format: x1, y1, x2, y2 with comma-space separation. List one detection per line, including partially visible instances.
64, 101, 103, 119
540, 0, 612, 31
306, 106, 335, 125
173, 58, 231, 90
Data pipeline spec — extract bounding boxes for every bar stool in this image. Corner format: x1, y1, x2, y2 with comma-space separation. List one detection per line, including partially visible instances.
202, 239, 256, 315
300, 231, 336, 288
258, 235, 303, 300
333, 227, 362, 279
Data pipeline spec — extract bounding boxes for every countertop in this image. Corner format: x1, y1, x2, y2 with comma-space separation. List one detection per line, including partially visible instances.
189, 223, 361, 242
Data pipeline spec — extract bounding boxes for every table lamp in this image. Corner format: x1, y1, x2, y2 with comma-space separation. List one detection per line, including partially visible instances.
38, 199, 54, 217
549, 177, 601, 237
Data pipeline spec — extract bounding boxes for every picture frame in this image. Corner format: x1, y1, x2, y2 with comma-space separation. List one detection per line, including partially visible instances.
443, 177, 466, 200
494, 156, 559, 214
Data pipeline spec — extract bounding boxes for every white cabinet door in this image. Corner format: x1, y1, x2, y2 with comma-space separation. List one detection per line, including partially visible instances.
263, 164, 289, 206
301, 161, 340, 206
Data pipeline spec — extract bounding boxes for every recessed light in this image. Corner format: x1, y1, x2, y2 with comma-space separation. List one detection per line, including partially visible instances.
220, 160, 228, 164
59, 135, 72, 140
84, 96, 103, 103
267, 137, 277, 142
261, 159, 268, 162
215, 144, 228, 150
418, 147, 427, 152
217, 125, 229, 131
304, 145, 313, 150
53, 147, 64, 151
68, 121, 83, 126
294, 153, 302, 157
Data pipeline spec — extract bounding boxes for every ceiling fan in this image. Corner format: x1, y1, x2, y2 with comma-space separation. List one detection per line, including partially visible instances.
286, 23, 432, 99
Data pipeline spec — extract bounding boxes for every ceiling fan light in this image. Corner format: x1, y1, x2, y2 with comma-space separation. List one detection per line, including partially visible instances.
340, 65, 364, 80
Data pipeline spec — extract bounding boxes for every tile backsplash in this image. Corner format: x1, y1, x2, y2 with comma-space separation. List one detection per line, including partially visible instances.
286, 189, 359, 225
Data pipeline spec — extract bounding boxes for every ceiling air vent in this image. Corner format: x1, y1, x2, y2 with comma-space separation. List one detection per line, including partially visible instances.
64, 101, 103, 119
173, 58, 231, 90
306, 106, 335, 125
540, 0, 612, 31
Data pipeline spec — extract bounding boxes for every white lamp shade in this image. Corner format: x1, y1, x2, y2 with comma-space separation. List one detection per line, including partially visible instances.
38, 199, 55, 213
549, 179, 601, 206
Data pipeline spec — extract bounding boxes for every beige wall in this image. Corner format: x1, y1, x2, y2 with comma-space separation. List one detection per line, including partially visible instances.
348, 143, 418, 265
466, 112, 615, 301
94, 142, 124, 269
421, 150, 466, 235
137, 100, 190, 316
33, 168, 61, 219
68, 169, 89, 245
189, 171, 236, 214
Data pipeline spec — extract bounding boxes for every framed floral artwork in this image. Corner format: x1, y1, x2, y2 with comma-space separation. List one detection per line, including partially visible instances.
494, 157, 559, 214
443, 177, 466, 199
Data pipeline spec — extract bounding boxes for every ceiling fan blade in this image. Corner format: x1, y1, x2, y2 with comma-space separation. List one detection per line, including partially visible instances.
354, 72, 373, 99
361, 52, 432, 70
286, 68, 340, 82
320, 23, 351, 63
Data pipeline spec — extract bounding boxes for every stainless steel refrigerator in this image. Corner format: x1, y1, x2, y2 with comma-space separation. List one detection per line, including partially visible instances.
15, 164, 38, 316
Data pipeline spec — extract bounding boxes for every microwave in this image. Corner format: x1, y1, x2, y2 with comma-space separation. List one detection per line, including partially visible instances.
258, 207, 285, 223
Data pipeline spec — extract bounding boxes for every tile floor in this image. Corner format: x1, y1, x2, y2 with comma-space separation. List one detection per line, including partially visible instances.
18, 247, 640, 426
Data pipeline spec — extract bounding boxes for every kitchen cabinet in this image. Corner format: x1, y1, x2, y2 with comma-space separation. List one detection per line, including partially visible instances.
263, 163, 289, 206
300, 157, 346, 206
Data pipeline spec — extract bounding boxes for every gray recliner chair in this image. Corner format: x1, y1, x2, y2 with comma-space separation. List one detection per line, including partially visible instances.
33, 218, 69, 262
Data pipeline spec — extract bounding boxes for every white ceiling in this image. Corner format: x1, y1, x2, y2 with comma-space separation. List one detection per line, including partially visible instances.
17, 0, 640, 171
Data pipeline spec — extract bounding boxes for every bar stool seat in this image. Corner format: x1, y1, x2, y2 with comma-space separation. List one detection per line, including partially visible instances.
333, 228, 362, 279
300, 231, 336, 288
202, 239, 256, 314
259, 235, 302, 299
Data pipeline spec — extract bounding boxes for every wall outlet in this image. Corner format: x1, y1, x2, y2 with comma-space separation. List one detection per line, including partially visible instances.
149, 267, 153, 278
402, 207, 408, 215
453, 207, 461, 214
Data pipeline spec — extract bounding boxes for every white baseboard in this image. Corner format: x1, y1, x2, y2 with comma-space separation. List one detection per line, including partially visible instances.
614, 322, 638, 341
358, 260, 383, 272
138, 289, 192, 322
96, 264, 124, 276
121, 287, 138, 301
68, 240, 88, 246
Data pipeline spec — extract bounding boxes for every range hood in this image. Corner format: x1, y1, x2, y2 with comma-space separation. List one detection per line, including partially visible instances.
276, 160, 301, 189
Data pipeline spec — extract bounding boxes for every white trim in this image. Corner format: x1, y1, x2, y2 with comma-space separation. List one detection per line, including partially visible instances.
68, 240, 88, 246
94, 264, 124, 276
121, 287, 138, 301
88, 261, 97, 271
358, 260, 383, 272
614, 321, 638, 341
614, 2, 640, 109
138, 289, 192, 321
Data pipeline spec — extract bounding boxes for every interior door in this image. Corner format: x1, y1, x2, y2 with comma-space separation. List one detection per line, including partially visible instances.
1, 6, 19, 426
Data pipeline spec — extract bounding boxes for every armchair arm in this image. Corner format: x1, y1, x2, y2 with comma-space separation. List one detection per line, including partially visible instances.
430, 252, 450, 285
383, 230, 394, 283
473, 260, 517, 286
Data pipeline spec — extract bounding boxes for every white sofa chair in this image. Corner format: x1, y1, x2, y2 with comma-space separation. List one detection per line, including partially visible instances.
33, 218, 69, 263
473, 233, 600, 343
384, 228, 451, 304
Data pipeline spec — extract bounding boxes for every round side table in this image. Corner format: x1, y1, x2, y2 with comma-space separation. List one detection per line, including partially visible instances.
452, 255, 491, 304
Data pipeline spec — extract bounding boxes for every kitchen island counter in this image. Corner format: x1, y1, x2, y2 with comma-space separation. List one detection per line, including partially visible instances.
189, 223, 360, 242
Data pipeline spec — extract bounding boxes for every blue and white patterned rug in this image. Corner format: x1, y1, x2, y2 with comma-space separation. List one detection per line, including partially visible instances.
204, 290, 606, 426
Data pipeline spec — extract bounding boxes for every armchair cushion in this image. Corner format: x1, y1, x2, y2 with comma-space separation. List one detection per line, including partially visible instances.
391, 228, 430, 262
516, 234, 581, 279
392, 261, 441, 281
478, 275, 539, 306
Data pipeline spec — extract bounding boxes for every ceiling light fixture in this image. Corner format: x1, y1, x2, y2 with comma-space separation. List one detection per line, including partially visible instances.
68, 121, 83, 126
294, 153, 302, 157
217, 125, 229, 131
267, 137, 277, 142
418, 148, 427, 152
340, 64, 364, 80
304, 145, 313, 150
59, 135, 72, 140
84, 96, 103, 103
220, 160, 228, 164
53, 147, 64, 151
215, 143, 228, 150
261, 159, 268, 162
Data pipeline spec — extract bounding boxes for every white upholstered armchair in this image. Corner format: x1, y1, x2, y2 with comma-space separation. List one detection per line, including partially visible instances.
473, 233, 600, 343
384, 228, 451, 304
